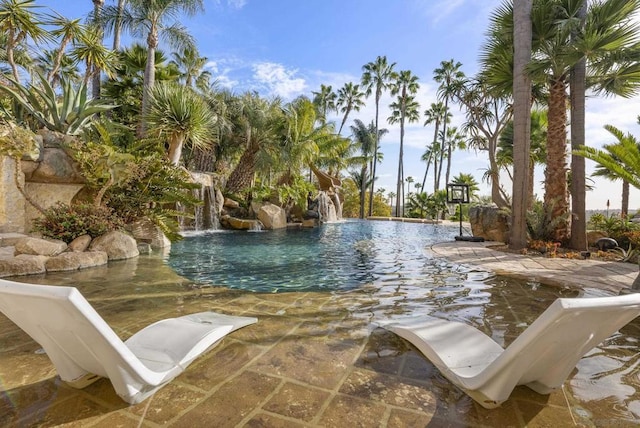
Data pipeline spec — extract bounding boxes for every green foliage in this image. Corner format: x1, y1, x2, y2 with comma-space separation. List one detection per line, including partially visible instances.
66, 130, 200, 241
588, 213, 640, 248
526, 199, 568, 242
0, 73, 116, 135
32, 202, 124, 243
405, 190, 447, 220
277, 175, 316, 210
0, 120, 38, 158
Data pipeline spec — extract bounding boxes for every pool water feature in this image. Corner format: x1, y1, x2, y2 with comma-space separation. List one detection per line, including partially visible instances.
167, 220, 462, 293
1, 220, 640, 426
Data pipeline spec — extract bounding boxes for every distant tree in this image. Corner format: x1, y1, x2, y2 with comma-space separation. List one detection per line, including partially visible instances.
336, 82, 365, 134
311, 84, 336, 124
361, 55, 397, 216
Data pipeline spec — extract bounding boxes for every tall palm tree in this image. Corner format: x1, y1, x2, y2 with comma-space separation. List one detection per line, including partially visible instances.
483, 0, 640, 242
442, 126, 466, 187
422, 102, 450, 192
497, 110, 548, 206
144, 82, 215, 165
350, 119, 388, 219
510, 0, 533, 250
336, 82, 365, 134
388, 71, 420, 217
90, 0, 106, 99
170, 46, 210, 88
0, 0, 50, 81
361, 55, 397, 216
101, 0, 203, 137
433, 59, 464, 191
311, 84, 336, 124
112, 0, 126, 51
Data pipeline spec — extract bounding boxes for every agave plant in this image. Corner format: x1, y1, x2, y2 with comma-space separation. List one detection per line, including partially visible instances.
0, 73, 116, 135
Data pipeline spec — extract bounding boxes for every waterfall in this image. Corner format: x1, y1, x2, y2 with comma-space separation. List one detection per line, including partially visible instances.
203, 185, 220, 230
317, 192, 338, 222
178, 183, 220, 231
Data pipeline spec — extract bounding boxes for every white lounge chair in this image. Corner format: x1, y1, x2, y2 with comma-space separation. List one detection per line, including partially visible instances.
375, 294, 640, 409
0, 278, 257, 404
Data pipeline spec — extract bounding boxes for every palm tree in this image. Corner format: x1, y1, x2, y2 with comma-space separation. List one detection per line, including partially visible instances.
422, 102, 450, 192
0, 0, 50, 81
170, 46, 211, 88
433, 59, 464, 191
442, 126, 466, 186
388, 191, 396, 211
405, 176, 414, 199
336, 82, 365, 134
311, 84, 336, 124
510, 0, 533, 250
577, 125, 640, 218
101, 0, 203, 137
451, 173, 480, 200
361, 55, 397, 216
483, 0, 640, 242
144, 82, 215, 165
350, 119, 377, 219
388, 70, 420, 217
112, 0, 126, 50
35, 49, 81, 88
497, 110, 547, 206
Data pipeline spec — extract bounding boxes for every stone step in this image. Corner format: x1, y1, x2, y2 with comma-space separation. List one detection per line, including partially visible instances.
0, 233, 29, 247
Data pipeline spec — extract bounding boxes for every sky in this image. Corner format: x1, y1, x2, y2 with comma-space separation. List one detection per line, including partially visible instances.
36, 0, 640, 211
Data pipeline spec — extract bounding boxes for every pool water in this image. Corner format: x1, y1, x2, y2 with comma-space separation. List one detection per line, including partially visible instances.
167, 220, 462, 293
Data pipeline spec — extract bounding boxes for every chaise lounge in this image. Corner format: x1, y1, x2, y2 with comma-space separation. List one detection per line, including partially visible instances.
0, 278, 257, 404
375, 293, 640, 409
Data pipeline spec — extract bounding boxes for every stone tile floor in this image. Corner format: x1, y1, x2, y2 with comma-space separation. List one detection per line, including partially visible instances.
1, 242, 640, 427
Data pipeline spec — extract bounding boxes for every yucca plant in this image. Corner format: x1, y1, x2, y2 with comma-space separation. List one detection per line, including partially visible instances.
0, 73, 116, 135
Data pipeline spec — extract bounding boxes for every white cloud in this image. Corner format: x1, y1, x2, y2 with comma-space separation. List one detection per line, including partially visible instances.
227, 0, 246, 9
252, 62, 307, 99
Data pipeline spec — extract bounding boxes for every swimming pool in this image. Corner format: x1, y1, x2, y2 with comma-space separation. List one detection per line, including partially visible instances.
167, 220, 464, 293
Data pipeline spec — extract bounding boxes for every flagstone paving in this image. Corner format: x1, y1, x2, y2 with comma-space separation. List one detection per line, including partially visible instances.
1, 240, 639, 427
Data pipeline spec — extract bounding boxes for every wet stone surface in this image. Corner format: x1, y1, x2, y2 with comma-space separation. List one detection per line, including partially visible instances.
1, 238, 640, 427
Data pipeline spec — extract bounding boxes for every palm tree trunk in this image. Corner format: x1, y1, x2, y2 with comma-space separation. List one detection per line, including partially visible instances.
7, 28, 20, 82
139, 26, 158, 138
510, 0, 532, 250
622, 180, 630, 218
445, 141, 452, 187
368, 96, 380, 216
568, 1, 588, 251
397, 117, 405, 217
168, 135, 186, 165
437, 98, 450, 191
225, 147, 258, 193
544, 77, 569, 242
92, 0, 105, 100
113, 0, 126, 50
359, 165, 367, 219
338, 107, 350, 134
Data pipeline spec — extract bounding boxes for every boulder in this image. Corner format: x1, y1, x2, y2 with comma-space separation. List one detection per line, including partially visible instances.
224, 198, 240, 209
67, 234, 92, 252
0, 254, 48, 278
257, 203, 287, 229
469, 205, 510, 243
127, 218, 171, 249
45, 251, 108, 272
220, 215, 261, 231
215, 188, 225, 214
89, 231, 139, 261
23, 147, 84, 184
14, 237, 67, 256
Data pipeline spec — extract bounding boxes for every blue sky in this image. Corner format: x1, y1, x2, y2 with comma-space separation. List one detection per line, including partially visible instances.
38, 0, 640, 210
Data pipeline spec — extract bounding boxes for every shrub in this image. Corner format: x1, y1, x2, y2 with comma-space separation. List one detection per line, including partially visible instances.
32, 203, 124, 243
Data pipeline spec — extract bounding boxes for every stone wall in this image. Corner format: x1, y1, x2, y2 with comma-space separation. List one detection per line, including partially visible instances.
0, 157, 26, 233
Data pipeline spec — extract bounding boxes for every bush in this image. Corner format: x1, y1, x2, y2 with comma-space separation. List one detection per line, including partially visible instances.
32, 203, 124, 243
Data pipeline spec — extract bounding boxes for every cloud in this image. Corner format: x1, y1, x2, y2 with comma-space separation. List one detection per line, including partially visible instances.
252, 62, 307, 99
227, 0, 246, 9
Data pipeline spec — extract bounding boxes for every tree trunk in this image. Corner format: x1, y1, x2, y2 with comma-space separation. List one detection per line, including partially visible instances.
622, 180, 630, 218
192, 146, 215, 172
396, 118, 405, 217
139, 27, 158, 138
368, 93, 381, 216
568, 0, 587, 251
544, 78, 569, 242
168, 135, 185, 166
510, 0, 532, 250
359, 165, 367, 219
225, 147, 258, 194
113, 0, 126, 50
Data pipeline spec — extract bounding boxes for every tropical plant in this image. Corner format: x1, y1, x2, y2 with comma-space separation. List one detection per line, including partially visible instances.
100, 0, 204, 137
433, 59, 464, 191
361, 55, 397, 216
47, 13, 86, 85
0, 0, 51, 81
388, 69, 420, 217
350, 119, 378, 218
336, 82, 365, 134
170, 46, 211, 88
451, 173, 480, 200
422, 102, 450, 192
69, 25, 117, 89
32, 202, 124, 243
0, 73, 116, 135
311, 84, 336, 124
144, 82, 216, 165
